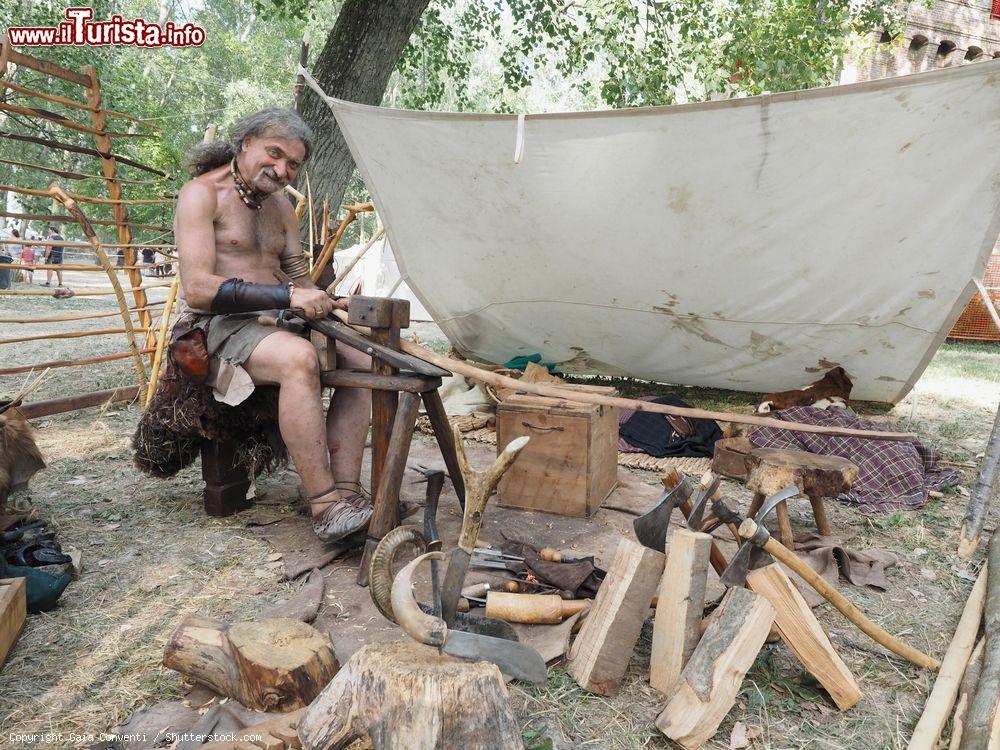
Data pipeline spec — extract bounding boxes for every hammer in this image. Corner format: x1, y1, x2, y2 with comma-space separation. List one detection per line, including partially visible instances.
720, 491, 940, 671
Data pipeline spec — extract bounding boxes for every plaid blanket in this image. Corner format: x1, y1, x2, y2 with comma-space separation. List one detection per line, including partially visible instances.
750, 405, 959, 513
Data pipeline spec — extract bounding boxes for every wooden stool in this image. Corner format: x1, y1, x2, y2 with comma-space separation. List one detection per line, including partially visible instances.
745, 447, 858, 549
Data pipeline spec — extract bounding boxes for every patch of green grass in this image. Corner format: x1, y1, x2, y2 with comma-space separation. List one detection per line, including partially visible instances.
930, 342, 1000, 382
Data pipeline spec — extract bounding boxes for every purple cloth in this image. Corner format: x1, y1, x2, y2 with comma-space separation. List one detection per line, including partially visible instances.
750, 405, 960, 513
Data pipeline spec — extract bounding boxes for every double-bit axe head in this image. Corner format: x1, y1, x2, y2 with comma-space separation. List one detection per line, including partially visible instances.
719, 486, 802, 587
633, 470, 692, 551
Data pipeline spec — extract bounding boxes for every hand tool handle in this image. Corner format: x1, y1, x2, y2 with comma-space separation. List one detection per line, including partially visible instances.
741, 519, 940, 671
485, 592, 591, 624
539, 547, 562, 563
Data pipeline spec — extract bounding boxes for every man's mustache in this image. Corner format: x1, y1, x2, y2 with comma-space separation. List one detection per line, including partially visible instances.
254, 167, 287, 187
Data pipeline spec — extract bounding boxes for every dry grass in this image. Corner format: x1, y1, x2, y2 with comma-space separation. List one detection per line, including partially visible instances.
1, 289, 997, 750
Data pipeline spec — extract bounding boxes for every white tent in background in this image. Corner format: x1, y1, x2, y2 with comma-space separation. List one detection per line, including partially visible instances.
309, 61, 1000, 403
333, 235, 431, 321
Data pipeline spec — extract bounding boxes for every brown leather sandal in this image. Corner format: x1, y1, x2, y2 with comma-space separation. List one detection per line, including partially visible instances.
310, 482, 374, 543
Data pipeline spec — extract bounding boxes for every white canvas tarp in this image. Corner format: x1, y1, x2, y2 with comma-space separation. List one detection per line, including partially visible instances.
317, 61, 1000, 402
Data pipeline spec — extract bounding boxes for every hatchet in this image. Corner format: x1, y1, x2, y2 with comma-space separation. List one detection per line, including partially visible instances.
719, 493, 940, 671
633, 469, 692, 552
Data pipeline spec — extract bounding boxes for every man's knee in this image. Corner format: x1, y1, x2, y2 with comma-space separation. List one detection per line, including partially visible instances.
283, 340, 321, 381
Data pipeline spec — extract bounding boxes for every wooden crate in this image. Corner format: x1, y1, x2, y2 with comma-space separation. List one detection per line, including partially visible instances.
496, 385, 618, 517
0, 577, 26, 670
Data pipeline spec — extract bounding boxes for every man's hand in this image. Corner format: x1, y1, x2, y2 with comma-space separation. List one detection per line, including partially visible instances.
330, 295, 350, 312
291, 287, 336, 319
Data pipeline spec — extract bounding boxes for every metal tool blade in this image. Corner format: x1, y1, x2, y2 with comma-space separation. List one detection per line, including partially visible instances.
443, 629, 548, 684
718, 486, 803, 586
468, 559, 517, 571
687, 475, 723, 532
420, 469, 445, 617
440, 547, 472, 624
417, 603, 518, 641
633, 477, 692, 551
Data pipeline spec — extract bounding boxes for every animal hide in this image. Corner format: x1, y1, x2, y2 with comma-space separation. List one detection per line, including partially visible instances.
0, 406, 46, 510
758, 367, 853, 413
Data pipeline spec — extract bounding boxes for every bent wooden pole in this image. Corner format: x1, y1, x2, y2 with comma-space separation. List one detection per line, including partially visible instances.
326, 308, 916, 442
959, 402, 1000, 559
739, 519, 940, 670
961, 536, 1000, 750
907, 564, 987, 749
46, 182, 147, 389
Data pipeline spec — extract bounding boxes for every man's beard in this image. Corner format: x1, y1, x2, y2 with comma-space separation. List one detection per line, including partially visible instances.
254, 167, 288, 192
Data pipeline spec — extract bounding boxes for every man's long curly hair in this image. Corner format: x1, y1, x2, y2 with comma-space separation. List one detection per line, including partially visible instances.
185, 107, 314, 177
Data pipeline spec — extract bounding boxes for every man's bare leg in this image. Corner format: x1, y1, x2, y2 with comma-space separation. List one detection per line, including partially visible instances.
326, 343, 372, 486
243, 331, 334, 498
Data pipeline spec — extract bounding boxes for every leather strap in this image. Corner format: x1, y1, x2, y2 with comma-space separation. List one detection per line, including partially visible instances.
210, 277, 291, 314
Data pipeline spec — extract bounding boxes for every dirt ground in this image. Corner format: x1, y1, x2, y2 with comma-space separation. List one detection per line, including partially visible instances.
1, 284, 998, 750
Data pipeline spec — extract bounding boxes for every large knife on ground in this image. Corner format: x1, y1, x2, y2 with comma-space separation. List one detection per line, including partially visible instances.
439, 435, 530, 625
393, 552, 548, 684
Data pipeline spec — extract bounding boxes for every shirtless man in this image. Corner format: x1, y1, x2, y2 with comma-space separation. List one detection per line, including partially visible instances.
175, 108, 373, 543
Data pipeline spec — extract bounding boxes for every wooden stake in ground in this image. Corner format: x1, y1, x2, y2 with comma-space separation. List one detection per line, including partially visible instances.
961, 538, 1000, 749
950, 637, 986, 750
163, 616, 338, 712
650, 527, 711, 695
746, 563, 862, 710
958, 402, 1000, 559
298, 639, 524, 750
568, 538, 665, 695
655, 587, 775, 750
907, 563, 986, 749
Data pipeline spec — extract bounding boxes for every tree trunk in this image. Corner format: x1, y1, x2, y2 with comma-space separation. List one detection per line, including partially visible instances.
300, 0, 430, 215
298, 640, 523, 750
163, 616, 339, 713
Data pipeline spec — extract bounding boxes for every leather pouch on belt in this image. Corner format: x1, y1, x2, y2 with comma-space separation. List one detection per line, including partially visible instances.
169, 328, 211, 384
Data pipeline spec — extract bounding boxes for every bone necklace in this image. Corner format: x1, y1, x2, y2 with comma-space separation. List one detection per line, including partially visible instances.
230, 157, 266, 210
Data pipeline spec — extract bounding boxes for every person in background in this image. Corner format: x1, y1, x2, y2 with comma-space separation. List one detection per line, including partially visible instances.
43, 225, 65, 287
13, 229, 33, 284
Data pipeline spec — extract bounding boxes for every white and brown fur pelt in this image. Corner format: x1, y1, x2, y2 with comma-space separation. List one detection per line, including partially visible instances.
756, 367, 853, 414
0, 406, 46, 511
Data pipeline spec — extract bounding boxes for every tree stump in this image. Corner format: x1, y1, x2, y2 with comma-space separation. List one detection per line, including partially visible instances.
163, 616, 339, 712
298, 640, 524, 750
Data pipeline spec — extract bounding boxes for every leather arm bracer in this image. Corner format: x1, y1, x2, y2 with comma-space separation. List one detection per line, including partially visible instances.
210, 278, 291, 314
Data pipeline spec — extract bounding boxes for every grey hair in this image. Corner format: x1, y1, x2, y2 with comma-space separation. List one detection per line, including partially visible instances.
185, 108, 314, 177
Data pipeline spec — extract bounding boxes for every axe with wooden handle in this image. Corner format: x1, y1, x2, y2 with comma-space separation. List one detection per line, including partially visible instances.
728, 515, 940, 671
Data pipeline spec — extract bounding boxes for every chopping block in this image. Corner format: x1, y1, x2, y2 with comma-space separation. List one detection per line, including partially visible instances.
745, 447, 858, 548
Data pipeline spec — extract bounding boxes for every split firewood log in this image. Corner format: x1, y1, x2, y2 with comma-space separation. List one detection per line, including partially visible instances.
298, 640, 524, 750
163, 616, 338, 712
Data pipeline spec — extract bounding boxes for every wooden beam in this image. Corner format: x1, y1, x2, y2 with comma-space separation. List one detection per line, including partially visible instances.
0, 130, 168, 176
82, 64, 152, 341
568, 538, 665, 695
650, 528, 711, 695
0, 102, 149, 139
655, 587, 775, 750
0, 209, 171, 233
746, 563, 862, 710
0, 578, 27, 669
0, 78, 158, 127
1, 42, 92, 87
17, 385, 141, 420
0, 183, 171, 205
0, 349, 154, 376
0, 157, 162, 184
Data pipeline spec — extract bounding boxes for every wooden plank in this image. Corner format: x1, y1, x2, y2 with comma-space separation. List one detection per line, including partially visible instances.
0, 578, 27, 668
1, 42, 92, 87
18, 386, 141, 419
655, 587, 775, 750
82, 64, 151, 342
567, 538, 665, 695
746, 564, 862, 710
650, 528, 712, 695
